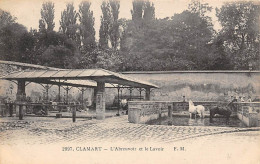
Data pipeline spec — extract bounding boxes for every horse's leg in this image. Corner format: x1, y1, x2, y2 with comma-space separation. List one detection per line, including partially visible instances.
199, 111, 202, 119
226, 116, 230, 124
209, 112, 213, 123
200, 110, 204, 119
189, 113, 192, 119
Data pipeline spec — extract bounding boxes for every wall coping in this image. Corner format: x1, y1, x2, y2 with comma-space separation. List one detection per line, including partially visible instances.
128, 101, 222, 103
122, 70, 260, 74
128, 101, 260, 104
0, 60, 62, 70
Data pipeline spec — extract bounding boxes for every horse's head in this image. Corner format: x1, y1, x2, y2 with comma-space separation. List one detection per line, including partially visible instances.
227, 99, 237, 111
231, 98, 237, 103
210, 106, 219, 112
189, 100, 194, 106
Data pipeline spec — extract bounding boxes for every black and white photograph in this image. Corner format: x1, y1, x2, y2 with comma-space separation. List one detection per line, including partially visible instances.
0, 0, 259, 163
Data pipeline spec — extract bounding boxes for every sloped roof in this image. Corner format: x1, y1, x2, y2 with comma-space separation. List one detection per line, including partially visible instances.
1, 69, 158, 88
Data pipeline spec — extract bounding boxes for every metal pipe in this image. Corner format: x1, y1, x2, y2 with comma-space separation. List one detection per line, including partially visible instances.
82, 88, 84, 109
139, 89, 142, 100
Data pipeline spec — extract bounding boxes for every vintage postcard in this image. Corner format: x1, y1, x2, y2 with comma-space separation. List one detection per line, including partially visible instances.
0, 0, 259, 164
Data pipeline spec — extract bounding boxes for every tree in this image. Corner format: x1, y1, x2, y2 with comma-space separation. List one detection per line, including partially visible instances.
109, 0, 120, 50
95, 49, 122, 71
216, 2, 260, 69
143, 1, 155, 22
131, 0, 144, 22
39, 2, 55, 32
78, 1, 96, 52
41, 45, 75, 68
208, 36, 233, 70
38, 31, 78, 68
0, 10, 40, 64
0, 22, 28, 62
38, 19, 46, 33
0, 9, 16, 29
120, 10, 215, 71
188, 0, 213, 17
99, 1, 111, 49
18, 32, 37, 63
171, 11, 214, 69
60, 3, 79, 45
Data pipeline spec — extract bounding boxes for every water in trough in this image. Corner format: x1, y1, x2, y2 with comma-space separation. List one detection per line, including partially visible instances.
146, 116, 246, 128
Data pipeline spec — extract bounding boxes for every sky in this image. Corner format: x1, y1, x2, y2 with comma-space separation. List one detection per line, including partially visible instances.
0, 0, 228, 39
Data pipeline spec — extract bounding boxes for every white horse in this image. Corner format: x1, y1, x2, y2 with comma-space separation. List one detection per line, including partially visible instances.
188, 100, 205, 119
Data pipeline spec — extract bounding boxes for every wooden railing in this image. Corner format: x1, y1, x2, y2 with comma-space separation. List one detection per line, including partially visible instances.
0, 102, 83, 116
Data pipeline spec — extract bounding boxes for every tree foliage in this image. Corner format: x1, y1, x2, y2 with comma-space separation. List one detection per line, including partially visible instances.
99, 1, 111, 49
120, 1, 260, 71
120, 0, 215, 71
109, 0, 120, 50
0, 23, 28, 62
60, 3, 79, 46
188, 0, 213, 17
130, 0, 155, 28
78, 1, 96, 52
95, 49, 122, 71
1, 1, 259, 71
143, 1, 155, 22
0, 10, 32, 62
39, 2, 55, 32
131, 0, 144, 22
0, 9, 16, 29
41, 45, 75, 68
216, 2, 260, 69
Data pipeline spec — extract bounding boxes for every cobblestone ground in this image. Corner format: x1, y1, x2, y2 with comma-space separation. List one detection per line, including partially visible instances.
1, 116, 260, 164
0, 115, 259, 145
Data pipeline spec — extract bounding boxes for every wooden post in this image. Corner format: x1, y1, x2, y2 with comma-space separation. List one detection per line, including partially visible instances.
19, 104, 23, 120
81, 89, 84, 109
145, 88, 150, 101
44, 104, 48, 115
139, 89, 142, 100
72, 106, 76, 122
96, 82, 105, 120
168, 105, 173, 125
46, 85, 49, 102
58, 84, 61, 102
129, 88, 133, 101
16, 80, 26, 101
117, 87, 120, 116
9, 103, 13, 117
168, 105, 172, 119
16, 80, 26, 119
66, 86, 69, 104
93, 87, 97, 108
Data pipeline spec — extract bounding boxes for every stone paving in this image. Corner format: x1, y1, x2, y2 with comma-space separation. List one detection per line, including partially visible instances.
1, 115, 259, 145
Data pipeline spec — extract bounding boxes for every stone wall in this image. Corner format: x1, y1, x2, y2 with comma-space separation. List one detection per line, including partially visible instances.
128, 101, 173, 124
122, 71, 260, 102
236, 102, 260, 127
